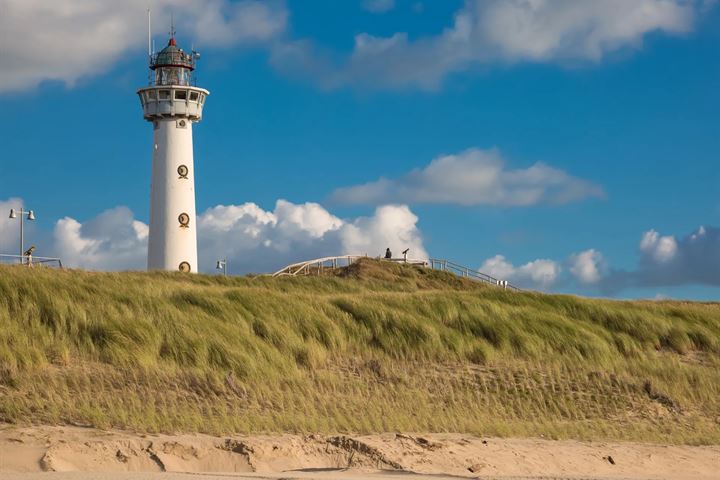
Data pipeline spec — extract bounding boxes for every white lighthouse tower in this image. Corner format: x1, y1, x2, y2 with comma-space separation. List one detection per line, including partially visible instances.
137, 32, 209, 273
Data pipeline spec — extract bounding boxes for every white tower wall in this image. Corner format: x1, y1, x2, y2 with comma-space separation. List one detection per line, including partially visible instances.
138, 85, 209, 273
147, 118, 197, 271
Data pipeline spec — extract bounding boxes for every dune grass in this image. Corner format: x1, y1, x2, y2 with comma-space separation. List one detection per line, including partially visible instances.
0, 259, 719, 443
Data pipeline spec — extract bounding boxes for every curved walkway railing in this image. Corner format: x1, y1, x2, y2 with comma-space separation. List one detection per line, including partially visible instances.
272, 255, 427, 277
272, 255, 520, 291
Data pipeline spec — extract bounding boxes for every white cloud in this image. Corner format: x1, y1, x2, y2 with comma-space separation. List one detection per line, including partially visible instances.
274, 0, 701, 90
479, 254, 561, 290
53, 207, 148, 270
362, 0, 396, 14
640, 229, 678, 263
332, 148, 604, 207
338, 204, 425, 259
198, 200, 427, 273
474, 0, 692, 62
2, 0, 710, 94
35, 200, 426, 273
569, 248, 605, 284
483, 225, 720, 294
622, 225, 720, 287
0, 0, 287, 92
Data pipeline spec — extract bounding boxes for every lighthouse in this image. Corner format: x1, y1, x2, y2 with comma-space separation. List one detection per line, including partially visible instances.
137, 33, 209, 273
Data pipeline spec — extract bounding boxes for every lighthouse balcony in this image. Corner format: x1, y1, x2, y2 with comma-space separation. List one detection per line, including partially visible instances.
138, 86, 209, 121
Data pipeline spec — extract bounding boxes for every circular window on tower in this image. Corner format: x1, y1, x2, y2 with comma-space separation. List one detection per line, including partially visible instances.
178, 213, 190, 228
177, 164, 189, 179
178, 261, 191, 273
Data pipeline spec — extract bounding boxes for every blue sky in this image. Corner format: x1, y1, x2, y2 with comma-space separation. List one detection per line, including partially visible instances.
1, 0, 719, 299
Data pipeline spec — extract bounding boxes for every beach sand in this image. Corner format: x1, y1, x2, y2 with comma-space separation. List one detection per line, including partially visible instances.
1, 425, 717, 480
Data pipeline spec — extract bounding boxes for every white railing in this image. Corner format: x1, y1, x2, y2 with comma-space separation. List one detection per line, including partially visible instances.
271, 255, 519, 290
272, 255, 426, 277
0, 254, 63, 268
429, 258, 520, 291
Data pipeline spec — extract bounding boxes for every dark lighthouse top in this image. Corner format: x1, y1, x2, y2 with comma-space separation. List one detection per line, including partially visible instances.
150, 37, 196, 86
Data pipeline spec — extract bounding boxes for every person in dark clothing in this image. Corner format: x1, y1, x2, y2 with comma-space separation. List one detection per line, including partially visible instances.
384, 248, 392, 259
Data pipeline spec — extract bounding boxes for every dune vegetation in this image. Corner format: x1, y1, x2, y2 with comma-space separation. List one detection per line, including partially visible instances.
0, 259, 718, 443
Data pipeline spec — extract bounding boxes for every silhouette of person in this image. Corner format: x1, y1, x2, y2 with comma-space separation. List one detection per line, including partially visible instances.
384, 248, 392, 259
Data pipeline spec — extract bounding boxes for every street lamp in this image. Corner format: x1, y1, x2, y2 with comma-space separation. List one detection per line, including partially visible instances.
216, 258, 227, 276
8, 208, 36, 264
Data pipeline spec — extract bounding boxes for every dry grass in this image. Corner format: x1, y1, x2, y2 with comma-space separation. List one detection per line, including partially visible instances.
0, 260, 718, 443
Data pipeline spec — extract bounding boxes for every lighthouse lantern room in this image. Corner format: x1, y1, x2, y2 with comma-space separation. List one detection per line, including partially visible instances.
137, 29, 209, 273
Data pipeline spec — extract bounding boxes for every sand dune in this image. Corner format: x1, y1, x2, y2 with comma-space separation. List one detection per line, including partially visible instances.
1, 425, 718, 480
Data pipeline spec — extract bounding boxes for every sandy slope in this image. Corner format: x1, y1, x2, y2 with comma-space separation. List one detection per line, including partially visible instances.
1, 425, 718, 480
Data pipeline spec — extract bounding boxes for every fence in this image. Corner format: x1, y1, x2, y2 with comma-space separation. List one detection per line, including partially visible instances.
0, 254, 63, 268
429, 258, 520, 291
272, 255, 520, 290
272, 255, 427, 277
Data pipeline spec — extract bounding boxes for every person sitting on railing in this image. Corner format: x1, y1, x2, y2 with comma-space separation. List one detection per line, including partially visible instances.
384, 248, 392, 259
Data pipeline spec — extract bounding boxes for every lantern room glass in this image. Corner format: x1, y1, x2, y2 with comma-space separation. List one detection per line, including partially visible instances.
155, 66, 191, 86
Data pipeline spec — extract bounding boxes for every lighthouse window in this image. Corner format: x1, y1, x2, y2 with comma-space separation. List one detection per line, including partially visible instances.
199, 95, 205, 105
189, 91, 199, 102
175, 90, 187, 100
146, 90, 157, 100
159, 90, 171, 100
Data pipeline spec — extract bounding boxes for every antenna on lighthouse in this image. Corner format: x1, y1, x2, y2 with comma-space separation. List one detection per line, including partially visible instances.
147, 8, 152, 58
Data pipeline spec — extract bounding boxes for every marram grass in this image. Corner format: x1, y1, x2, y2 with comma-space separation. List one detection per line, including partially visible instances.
0, 260, 719, 443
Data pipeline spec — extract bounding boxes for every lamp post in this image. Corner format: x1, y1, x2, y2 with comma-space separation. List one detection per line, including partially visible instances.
216, 258, 227, 276
9, 208, 35, 264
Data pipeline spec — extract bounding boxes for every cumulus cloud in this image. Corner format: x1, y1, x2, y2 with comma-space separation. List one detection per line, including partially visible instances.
479, 254, 561, 290
639, 229, 678, 263
53, 207, 148, 270
2, 0, 710, 94
19, 200, 425, 273
198, 200, 427, 273
569, 249, 605, 284
362, 0, 396, 14
485, 225, 720, 294
0, 0, 287, 92
604, 225, 720, 290
331, 148, 604, 207
273, 0, 701, 90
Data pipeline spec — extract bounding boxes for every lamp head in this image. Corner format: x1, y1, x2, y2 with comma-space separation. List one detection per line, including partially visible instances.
27, 210, 35, 221
9, 209, 16, 219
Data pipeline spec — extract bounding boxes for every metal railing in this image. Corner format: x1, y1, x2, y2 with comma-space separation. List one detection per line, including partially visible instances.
150, 51, 195, 70
429, 258, 520, 291
272, 255, 519, 290
0, 254, 63, 268
272, 255, 427, 277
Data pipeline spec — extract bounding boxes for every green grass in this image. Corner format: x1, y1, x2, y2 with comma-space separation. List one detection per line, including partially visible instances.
1, 259, 719, 443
